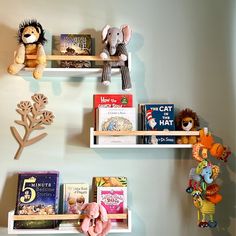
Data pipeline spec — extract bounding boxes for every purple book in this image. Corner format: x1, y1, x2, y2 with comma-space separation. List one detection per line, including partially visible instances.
14, 171, 59, 229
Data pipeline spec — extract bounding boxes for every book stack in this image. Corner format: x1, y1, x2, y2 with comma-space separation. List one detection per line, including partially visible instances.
138, 103, 175, 144
93, 94, 133, 129
59, 183, 89, 230
14, 171, 59, 229
60, 34, 92, 68
94, 94, 136, 145
96, 107, 136, 145
93, 177, 128, 224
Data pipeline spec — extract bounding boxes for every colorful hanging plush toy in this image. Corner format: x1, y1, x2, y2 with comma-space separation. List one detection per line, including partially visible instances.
186, 127, 231, 228
188, 161, 222, 228
175, 108, 199, 144
192, 129, 231, 163
8, 19, 47, 79
192, 190, 220, 228
100, 24, 132, 91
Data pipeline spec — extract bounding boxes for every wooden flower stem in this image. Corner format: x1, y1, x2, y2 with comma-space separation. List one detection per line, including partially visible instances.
11, 104, 48, 160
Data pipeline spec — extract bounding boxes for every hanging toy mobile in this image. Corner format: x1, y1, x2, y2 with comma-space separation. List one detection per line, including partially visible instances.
186, 125, 231, 228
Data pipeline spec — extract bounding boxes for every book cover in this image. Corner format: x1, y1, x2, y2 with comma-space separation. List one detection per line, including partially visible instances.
93, 94, 133, 130
60, 34, 92, 68
59, 183, 89, 228
141, 104, 175, 144
97, 187, 127, 222
14, 171, 59, 229
96, 107, 136, 145
92, 177, 127, 202
63, 183, 89, 214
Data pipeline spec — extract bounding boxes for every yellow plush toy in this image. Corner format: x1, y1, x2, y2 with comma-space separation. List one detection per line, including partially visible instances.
175, 108, 200, 144
8, 19, 47, 79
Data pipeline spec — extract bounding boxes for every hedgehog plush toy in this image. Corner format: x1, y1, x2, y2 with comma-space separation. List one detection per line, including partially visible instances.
8, 19, 47, 79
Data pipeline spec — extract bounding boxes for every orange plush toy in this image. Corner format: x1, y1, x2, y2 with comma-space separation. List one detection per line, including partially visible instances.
197, 129, 231, 162
175, 108, 200, 144
8, 19, 47, 79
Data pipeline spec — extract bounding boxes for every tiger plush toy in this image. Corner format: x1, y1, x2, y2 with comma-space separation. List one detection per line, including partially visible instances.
8, 19, 47, 79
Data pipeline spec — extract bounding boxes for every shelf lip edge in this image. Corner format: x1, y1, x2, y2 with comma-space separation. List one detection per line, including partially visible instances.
8, 210, 131, 234
90, 144, 193, 148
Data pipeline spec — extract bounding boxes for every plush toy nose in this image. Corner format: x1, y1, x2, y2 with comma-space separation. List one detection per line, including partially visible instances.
24, 34, 31, 38
183, 121, 191, 127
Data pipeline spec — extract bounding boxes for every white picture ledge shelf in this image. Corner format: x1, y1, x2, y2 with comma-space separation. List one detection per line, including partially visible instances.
8, 209, 131, 234
90, 127, 200, 149
16, 53, 131, 78
18, 67, 122, 78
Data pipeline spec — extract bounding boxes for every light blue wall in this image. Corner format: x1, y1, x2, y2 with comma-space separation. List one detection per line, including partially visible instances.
0, 0, 235, 235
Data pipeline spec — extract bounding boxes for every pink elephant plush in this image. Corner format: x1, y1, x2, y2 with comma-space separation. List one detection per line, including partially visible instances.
80, 202, 111, 236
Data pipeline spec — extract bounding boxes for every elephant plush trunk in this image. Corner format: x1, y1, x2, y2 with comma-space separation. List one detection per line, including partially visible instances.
109, 45, 117, 55
204, 176, 213, 184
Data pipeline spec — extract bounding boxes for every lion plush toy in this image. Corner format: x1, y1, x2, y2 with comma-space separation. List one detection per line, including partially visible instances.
175, 108, 200, 144
8, 19, 47, 79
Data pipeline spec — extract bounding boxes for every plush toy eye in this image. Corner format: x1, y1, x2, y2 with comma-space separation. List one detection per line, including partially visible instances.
117, 33, 120, 35
108, 32, 111, 35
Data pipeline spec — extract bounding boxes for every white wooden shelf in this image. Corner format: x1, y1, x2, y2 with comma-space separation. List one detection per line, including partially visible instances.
18, 67, 122, 78
8, 210, 132, 234
90, 127, 200, 148
16, 53, 131, 78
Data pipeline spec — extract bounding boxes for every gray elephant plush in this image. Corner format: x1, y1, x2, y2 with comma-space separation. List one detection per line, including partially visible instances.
100, 24, 132, 91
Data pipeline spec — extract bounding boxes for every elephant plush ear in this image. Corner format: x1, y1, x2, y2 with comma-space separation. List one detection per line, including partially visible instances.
101, 24, 111, 44
121, 24, 132, 44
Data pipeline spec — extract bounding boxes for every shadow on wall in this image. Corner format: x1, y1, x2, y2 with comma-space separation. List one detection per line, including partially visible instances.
0, 173, 18, 227
129, 32, 147, 102
211, 152, 236, 236
0, 23, 18, 79
187, 2, 236, 235
66, 108, 93, 148
171, 139, 236, 235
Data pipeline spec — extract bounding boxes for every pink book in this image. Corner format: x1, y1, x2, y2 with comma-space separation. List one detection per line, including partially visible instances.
97, 187, 127, 222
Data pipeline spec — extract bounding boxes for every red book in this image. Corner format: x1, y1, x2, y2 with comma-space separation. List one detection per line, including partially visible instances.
93, 94, 133, 130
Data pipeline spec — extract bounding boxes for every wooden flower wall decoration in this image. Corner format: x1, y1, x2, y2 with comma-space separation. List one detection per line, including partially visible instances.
10, 94, 54, 160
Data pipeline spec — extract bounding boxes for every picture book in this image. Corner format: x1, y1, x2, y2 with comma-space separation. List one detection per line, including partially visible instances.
92, 176, 127, 202
14, 171, 59, 229
60, 34, 92, 68
96, 107, 136, 145
63, 183, 89, 214
59, 183, 89, 228
140, 104, 175, 144
97, 187, 127, 222
93, 94, 133, 130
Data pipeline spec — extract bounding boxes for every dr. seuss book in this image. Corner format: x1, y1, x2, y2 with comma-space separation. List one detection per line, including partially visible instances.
63, 183, 89, 214
97, 187, 127, 222
92, 176, 127, 202
93, 94, 133, 129
96, 107, 136, 145
14, 171, 59, 229
60, 34, 92, 68
140, 104, 175, 144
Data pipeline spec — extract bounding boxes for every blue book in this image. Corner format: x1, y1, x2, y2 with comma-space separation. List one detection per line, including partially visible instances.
142, 104, 175, 144
14, 171, 59, 229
